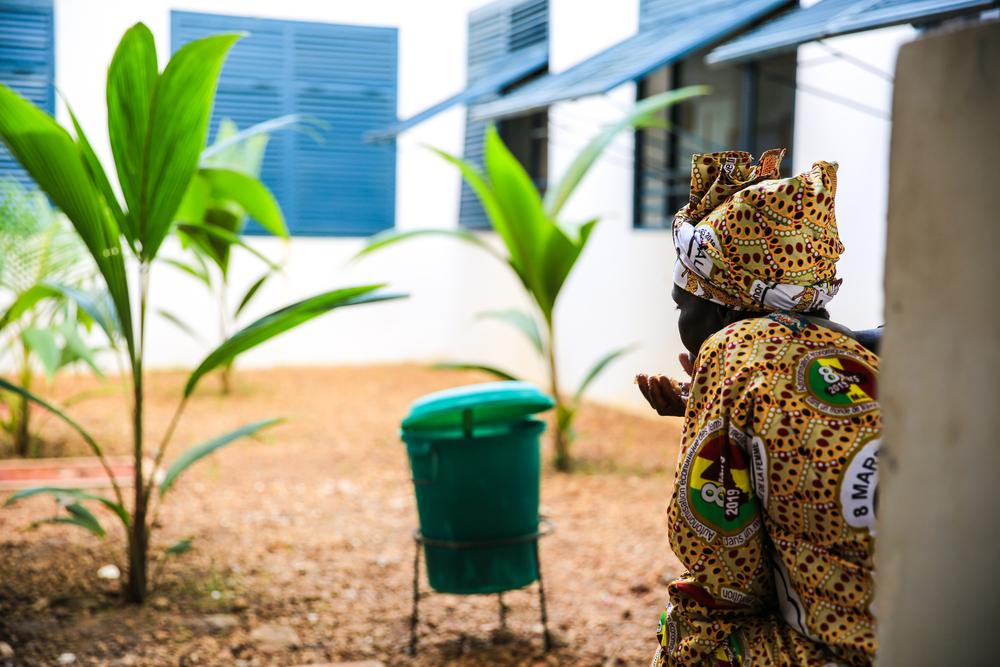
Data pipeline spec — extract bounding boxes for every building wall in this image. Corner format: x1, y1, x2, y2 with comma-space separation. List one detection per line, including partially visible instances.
793, 24, 915, 332
45, 0, 901, 411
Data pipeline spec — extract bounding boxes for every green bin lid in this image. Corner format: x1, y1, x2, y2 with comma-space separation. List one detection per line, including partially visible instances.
402, 381, 554, 434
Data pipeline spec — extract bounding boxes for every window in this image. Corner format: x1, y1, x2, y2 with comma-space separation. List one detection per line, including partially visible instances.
171, 12, 397, 237
460, 0, 548, 229
0, 0, 54, 188
497, 68, 548, 193
634, 52, 796, 229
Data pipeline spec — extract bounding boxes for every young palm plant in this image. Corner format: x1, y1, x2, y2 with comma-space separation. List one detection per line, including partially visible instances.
0, 24, 402, 602
357, 87, 706, 471
162, 117, 303, 393
0, 180, 104, 456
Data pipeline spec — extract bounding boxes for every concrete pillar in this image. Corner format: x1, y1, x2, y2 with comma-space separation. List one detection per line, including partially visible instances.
878, 20, 1000, 666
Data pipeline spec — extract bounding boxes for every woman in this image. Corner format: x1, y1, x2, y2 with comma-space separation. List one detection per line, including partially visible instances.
637, 151, 879, 666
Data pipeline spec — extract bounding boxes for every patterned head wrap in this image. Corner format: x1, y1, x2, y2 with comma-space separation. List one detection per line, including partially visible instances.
672, 149, 844, 313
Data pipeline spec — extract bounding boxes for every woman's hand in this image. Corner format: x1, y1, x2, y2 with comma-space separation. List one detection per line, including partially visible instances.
635, 373, 689, 417
636, 353, 693, 417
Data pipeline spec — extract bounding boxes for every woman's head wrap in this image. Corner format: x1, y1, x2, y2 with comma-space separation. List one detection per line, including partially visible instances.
672, 149, 844, 313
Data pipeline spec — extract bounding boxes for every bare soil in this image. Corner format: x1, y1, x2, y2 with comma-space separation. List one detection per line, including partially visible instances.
0, 365, 682, 666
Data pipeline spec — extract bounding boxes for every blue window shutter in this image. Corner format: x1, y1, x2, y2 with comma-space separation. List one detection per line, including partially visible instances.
171, 12, 397, 237
291, 22, 397, 236
0, 0, 54, 189
460, 0, 548, 230
639, 0, 683, 29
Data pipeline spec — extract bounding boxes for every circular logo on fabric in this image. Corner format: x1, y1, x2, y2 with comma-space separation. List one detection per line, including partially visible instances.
839, 437, 879, 533
795, 349, 878, 416
677, 419, 761, 547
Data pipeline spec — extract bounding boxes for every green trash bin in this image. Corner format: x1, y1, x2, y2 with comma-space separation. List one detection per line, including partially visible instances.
402, 381, 554, 595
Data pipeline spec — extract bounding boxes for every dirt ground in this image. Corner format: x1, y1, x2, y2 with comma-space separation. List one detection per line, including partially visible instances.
0, 365, 683, 666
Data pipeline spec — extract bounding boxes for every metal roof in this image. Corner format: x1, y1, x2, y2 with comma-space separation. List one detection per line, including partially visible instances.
469, 0, 792, 121
708, 0, 999, 65
366, 42, 547, 141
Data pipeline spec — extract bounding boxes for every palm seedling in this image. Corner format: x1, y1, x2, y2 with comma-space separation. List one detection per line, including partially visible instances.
0, 24, 402, 602
162, 116, 313, 393
357, 87, 706, 471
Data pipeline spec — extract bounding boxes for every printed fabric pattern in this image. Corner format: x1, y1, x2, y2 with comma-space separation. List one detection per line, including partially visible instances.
653, 314, 879, 667
672, 150, 844, 313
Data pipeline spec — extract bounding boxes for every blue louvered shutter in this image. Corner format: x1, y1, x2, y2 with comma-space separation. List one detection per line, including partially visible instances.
291, 23, 397, 235
639, 0, 685, 30
171, 12, 397, 237
0, 0, 54, 189
460, 0, 548, 229
172, 13, 291, 236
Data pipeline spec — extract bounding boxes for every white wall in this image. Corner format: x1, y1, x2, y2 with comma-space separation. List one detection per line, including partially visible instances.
536, 0, 689, 408
46, 0, 905, 411
793, 25, 915, 331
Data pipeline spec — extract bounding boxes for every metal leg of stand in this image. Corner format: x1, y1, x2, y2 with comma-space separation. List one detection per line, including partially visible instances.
409, 539, 420, 656
497, 592, 507, 631
535, 539, 551, 652
408, 521, 555, 654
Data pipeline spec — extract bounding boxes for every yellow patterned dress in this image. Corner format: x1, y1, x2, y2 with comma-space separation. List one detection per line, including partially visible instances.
653, 312, 879, 667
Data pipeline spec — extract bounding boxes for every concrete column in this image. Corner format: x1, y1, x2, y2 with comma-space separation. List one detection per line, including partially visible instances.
878, 20, 1000, 665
